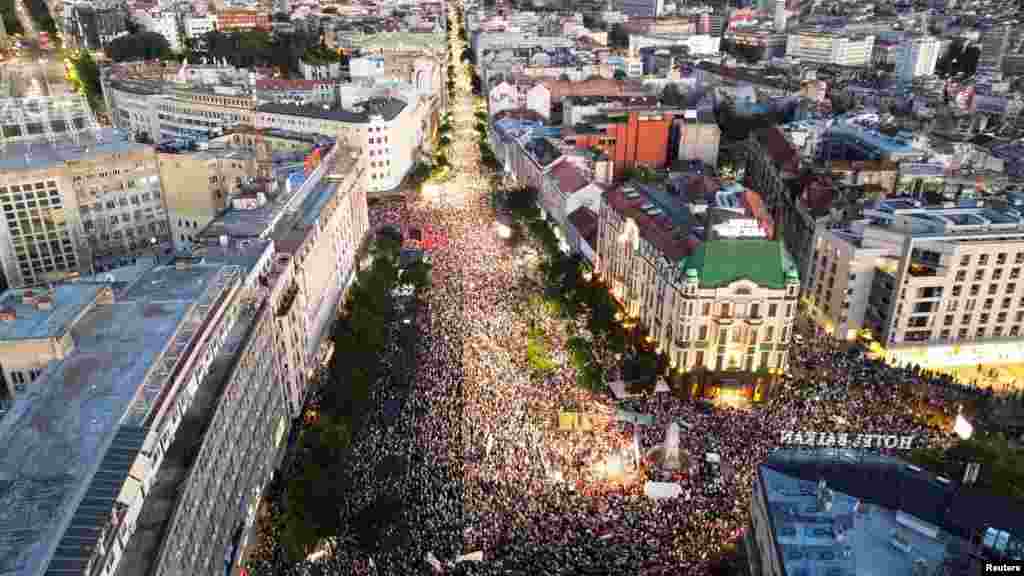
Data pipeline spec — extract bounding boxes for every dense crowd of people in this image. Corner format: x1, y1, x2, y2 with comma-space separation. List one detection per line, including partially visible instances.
243, 11, 979, 575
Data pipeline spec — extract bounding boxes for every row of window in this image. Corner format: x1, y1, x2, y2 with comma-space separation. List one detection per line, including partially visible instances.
960, 252, 1024, 267
904, 324, 1024, 342
680, 349, 786, 371
679, 323, 791, 344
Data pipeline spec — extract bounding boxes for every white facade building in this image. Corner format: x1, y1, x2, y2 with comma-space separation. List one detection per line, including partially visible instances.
183, 15, 216, 38
785, 32, 876, 67
895, 36, 941, 83
151, 12, 181, 52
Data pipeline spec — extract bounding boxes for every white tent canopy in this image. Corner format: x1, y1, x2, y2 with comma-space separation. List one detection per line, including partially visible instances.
644, 481, 683, 499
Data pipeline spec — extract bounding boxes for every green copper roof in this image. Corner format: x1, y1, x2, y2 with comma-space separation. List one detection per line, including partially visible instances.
680, 240, 798, 289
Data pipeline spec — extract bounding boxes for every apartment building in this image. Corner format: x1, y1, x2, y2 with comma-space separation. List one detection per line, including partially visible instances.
0, 142, 367, 576
597, 182, 799, 376
0, 116, 171, 288
785, 32, 875, 67
808, 200, 1024, 369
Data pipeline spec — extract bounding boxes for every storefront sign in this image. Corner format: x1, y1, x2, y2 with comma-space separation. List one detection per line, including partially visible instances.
780, 430, 916, 450
712, 218, 766, 239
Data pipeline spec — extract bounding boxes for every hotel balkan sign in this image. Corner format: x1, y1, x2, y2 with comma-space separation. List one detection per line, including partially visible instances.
780, 430, 917, 450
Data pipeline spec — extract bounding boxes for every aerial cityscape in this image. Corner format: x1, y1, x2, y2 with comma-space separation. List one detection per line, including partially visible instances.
0, 0, 1023, 574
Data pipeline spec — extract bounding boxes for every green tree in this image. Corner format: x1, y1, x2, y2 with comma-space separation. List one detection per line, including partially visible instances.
0, 1, 24, 36
106, 32, 172, 62
68, 50, 103, 111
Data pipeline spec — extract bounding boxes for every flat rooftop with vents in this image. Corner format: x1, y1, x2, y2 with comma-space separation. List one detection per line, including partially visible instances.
0, 262, 236, 576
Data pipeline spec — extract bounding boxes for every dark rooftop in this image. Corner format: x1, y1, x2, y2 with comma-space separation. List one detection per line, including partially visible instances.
256, 96, 408, 123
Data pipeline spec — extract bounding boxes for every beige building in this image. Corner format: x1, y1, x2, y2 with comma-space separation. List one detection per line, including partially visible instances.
808, 200, 1024, 369
0, 125, 171, 288
0, 142, 369, 576
256, 92, 433, 193
598, 183, 800, 375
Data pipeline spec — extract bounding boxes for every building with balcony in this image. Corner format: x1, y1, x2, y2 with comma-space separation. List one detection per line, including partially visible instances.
597, 182, 799, 376
0, 142, 367, 576
807, 200, 1024, 369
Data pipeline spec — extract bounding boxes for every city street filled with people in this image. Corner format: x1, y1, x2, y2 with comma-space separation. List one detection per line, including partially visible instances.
242, 5, 981, 575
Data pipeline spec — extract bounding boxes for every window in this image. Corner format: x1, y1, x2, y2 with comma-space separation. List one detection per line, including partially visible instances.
979, 254, 989, 266
960, 254, 971, 267
952, 285, 962, 297
971, 284, 981, 296
702, 302, 711, 316
698, 325, 708, 341
993, 269, 1004, 281
763, 326, 774, 342
956, 270, 967, 282
760, 351, 770, 369
749, 303, 760, 318
695, 350, 705, 367
769, 303, 778, 317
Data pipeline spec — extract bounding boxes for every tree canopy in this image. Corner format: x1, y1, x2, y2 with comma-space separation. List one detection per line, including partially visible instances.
192, 30, 319, 76
106, 31, 172, 62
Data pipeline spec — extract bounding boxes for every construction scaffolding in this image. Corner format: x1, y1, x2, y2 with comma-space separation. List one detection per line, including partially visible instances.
0, 94, 101, 151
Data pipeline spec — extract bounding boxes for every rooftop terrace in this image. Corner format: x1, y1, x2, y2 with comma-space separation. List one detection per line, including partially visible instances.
0, 263, 230, 576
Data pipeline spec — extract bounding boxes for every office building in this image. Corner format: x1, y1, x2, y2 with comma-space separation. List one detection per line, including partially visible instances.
749, 450, 1024, 576
0, 142, 367, 576
808, 200, 1024, 369
597, 182, 799, 376
785, 32, 875, 67
0, 97, 172, 287
895, 36, 941, 83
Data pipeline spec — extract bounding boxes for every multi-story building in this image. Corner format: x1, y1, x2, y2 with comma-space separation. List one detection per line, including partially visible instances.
150, 12, 182, 53
156, 85, 256, 142
895, 36, 941, 83
0, 142, 367, 576
785, 31, 875, 67
748, 450, 1023, 576
183, 15, 217, 39
819, 121, 926, 163
569, 110, 676, 174
63, 0, 129, 50
214, 8, 270, 32
808, 200, 1024, 368
597, 182, 799, 377
0, 98, 172, 287
675, 109, 721, 168
256, 92, 432, 193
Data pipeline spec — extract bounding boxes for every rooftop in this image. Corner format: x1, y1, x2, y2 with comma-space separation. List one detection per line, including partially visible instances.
0, 263, 231, 576
0, 129, 142, 172
0, 285, 104, 341
681, 240, 797, 288
604, 182, 697, 262
256, 96, 408, 123
761, 449, 1024, 574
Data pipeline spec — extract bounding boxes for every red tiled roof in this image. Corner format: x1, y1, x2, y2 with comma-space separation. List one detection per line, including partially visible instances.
550, 160, 589, 195
603, 185, 693, 262
568, 206, 599, 249
755, 127, 799, 174
540, 79, 649, 101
